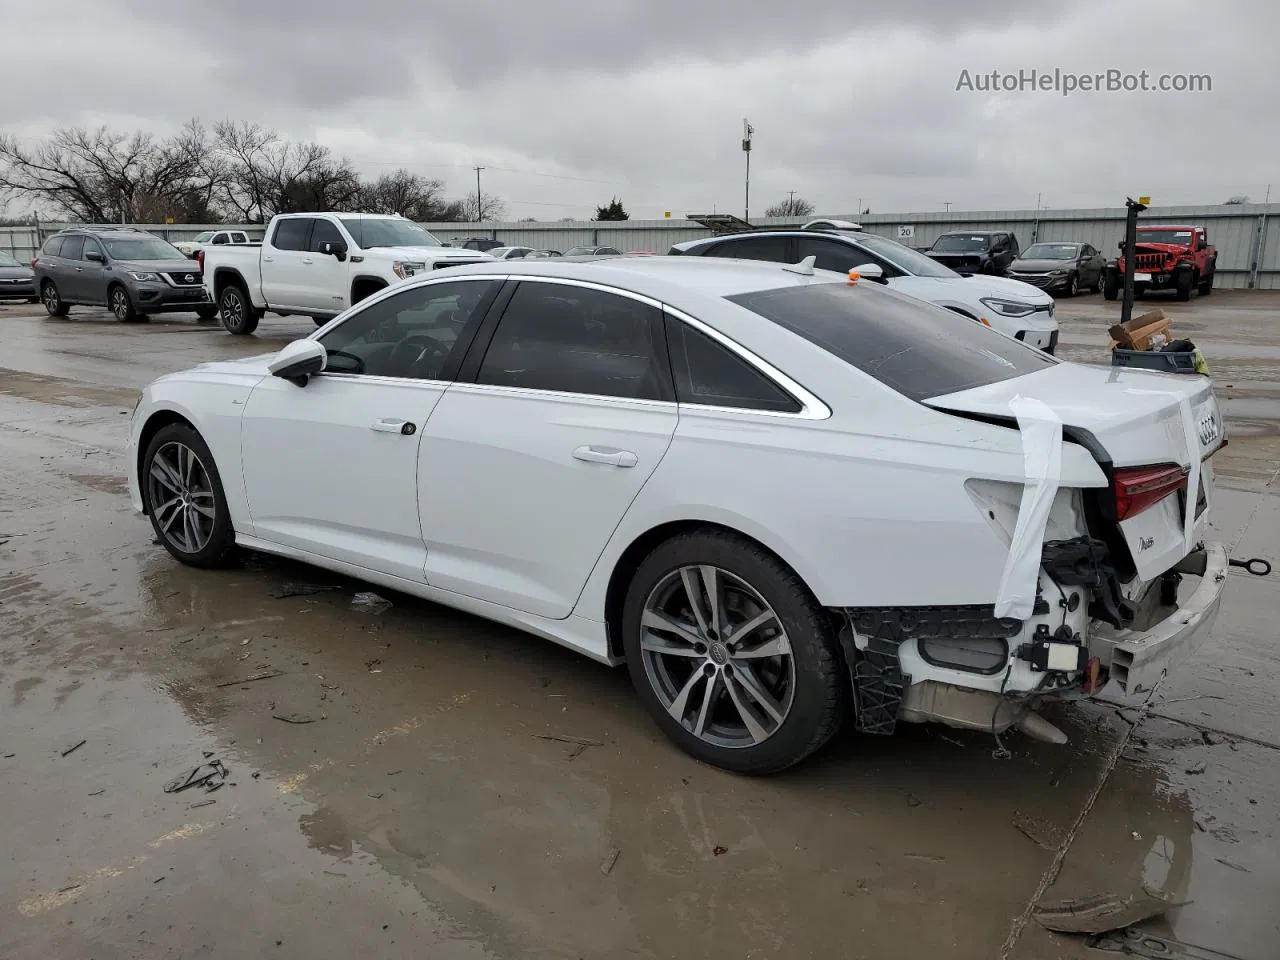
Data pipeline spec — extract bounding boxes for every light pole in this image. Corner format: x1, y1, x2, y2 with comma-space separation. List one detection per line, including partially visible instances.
742, 119, 753, 223
473, 165, 485, 222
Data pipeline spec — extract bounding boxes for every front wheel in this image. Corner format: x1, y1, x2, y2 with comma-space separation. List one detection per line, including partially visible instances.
622, 530, 845, 775
1175, 269, 1194, 301
1063, 273, 1078, 297
110, 285, 144, 322
1103, 270, 1120, 301
196, 305, 219, 321
142, 423, 236, 567
218, 284, 260, 335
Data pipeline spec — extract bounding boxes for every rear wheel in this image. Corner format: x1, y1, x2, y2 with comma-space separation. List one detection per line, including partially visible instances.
1198, 270, 1214, 296
1103, 269, 1120, 301
622, 530, 845, 774
218, 283, 259, 335
142, 423, 236, 568
1093, 270, 1105, 294
41, 280, 70, 317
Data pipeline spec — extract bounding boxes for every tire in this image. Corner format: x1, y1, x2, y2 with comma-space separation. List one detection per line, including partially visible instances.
1093, 271, 1105, 294
1103, 270, 1120, 301
141, 422, 236, 568
218, 283, 259, 335
1199, 270, 1214, 296
621, 529, 845, 775
41, 280, 70, 317
1175, 269, 1193, 301
196, 305, 219, 321
110, 284, 143, 322
1063, 273, 1078, 297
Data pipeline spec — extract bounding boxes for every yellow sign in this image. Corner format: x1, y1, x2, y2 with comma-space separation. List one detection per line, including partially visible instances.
1138, 196, 1151, 206
165, 216, 175, 224
664, 211, 672, 218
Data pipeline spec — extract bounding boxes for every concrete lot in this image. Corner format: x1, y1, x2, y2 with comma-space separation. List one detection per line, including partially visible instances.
1, 289, 1277, 959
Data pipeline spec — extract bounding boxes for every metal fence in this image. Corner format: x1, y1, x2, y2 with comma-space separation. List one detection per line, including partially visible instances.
3, 204, 1275, 289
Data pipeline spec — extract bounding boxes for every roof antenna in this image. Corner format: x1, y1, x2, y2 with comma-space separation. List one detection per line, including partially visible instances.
782, 255, 816, 276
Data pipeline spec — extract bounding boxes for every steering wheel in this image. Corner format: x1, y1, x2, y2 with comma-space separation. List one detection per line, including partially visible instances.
388, 334, 450, 377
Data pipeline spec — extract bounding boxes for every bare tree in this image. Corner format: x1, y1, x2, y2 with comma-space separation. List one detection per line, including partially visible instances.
462, 192, 505, 222
764, 195, 816, 217
359, 168, 465, 221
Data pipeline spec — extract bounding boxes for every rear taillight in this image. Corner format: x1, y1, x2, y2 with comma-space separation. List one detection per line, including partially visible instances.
30, 258, 37, 269
195, 249, 205, 270
1113, 464, 1187, 521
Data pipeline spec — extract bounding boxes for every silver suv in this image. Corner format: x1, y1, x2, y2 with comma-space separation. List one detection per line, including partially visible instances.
33, 228, 217, 322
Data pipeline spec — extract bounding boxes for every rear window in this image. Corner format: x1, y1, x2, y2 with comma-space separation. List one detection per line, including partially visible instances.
726, 282, 1055, 402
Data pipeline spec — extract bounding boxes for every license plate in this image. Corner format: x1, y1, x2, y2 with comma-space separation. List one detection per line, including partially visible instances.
1134, 272, 1152, 282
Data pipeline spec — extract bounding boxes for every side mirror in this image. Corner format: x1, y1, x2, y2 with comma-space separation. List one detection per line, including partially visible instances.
268, 339, 327, 385
319, 240, 348, 261
85, 250, 105, 263
853, 263, 886, 281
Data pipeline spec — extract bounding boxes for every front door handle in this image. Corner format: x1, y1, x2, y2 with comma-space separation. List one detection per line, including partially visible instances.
262, 256, 274, 263
370, 418, 416, 435
302, 257, 314, 264
573, 445, 637, 468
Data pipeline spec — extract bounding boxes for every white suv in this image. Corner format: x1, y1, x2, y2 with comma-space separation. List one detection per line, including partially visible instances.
670, 228, 1059, 352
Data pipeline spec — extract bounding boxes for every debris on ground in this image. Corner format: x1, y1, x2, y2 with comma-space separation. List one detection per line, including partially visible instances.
164, 758, 230, 794
712, 845, 729, 856
1216, 857, 1250, 873
368, 792, 384, 800
88, 789, 105, 797
365, 659, 382, 673
1033, 885, 1190, 934
906, 794, 922, 808
536, 734, 603, 761
188, 799, 216, 809
1185, 762, 1207, 775
1012, 811, 1062, 851
273, 582, 343, 599
600, 848, 621, 876
351, 591, 392, 613
214, 669, 283, 688
60, 739, 87, 757
272, 712, 317, 724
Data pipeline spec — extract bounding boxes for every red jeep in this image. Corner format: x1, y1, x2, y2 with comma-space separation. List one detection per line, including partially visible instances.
1104, 224, 1217, 302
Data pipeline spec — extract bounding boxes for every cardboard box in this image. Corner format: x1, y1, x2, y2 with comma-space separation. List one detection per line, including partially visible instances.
1109, 309, 1171, 351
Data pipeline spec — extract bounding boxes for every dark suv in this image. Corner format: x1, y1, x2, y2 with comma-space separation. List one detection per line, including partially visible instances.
924, 231, 1019, 275
33, 228, 216, 322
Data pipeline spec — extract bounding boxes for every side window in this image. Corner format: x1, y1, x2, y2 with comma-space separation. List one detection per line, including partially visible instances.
272, 218, 312, 252
476, 282, 667, 401
231, 232, 248, 244
795, 237, 867, 275
705, 236, 789, 263
318, 280, 497, 380
211, 233, 229, 245
82, 237, 105, 261
42, 236, 65, 258
664, 315, 801, 414
60, 236, 85, 261
309, 219, 344, 252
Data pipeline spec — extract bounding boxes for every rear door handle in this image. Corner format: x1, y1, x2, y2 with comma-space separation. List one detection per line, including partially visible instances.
370, 418, 416, 435
573, 445, 637, 468
302, 258, 314, 264
262, 256, 274, 263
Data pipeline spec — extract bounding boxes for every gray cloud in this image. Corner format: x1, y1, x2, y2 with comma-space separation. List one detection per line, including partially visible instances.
2, 0, 1276, 219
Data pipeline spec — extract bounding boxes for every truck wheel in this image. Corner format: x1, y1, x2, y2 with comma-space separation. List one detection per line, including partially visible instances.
1198, 271, 1214, 296
218, 284, 260, 335
1175, 269, 1194, 301
1103, 270, 1120, 301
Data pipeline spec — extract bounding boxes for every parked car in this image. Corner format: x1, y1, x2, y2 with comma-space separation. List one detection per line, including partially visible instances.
33, 228, 216, 322
525, 249, 563, 258
564, 245, 623, 256
925, 231, 1020, 275
1105, 225, 1218, 302
1006, 241, 1106, 296
0, 250, 37, 302
201, 213, 494, 335
669, 228, 1059, 351
453, 237, 504, 252
128, 256, 1227, 774
488, 246, 534, 260
173, 229, 252, 258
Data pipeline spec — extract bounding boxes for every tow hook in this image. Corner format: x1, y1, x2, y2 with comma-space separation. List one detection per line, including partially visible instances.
1229, 557, 1272, 577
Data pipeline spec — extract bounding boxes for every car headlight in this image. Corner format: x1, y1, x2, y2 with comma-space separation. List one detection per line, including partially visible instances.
979, 296, 1037, 318
1048, 269, 1069, 277
128, 272, 161, 282
392, 261, 426, 279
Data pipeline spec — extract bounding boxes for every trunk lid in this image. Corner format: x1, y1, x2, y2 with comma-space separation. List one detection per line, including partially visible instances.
924, 362, 1224, 581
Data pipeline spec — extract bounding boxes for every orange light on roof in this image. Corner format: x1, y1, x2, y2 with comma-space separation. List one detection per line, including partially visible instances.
847, 269, 860, 284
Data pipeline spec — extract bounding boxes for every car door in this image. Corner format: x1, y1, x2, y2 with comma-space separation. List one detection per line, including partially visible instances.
260, 217, 313, 309
239, 277, 501, 580
794, 236, 894, 282
55, 236, 87, 301
301, 218, 351, 313
78, 237, 108, 305
418, 278, 678, 619
703, 235, 794, 264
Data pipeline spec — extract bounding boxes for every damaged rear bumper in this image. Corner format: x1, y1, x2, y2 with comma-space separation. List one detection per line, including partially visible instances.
1089, 541, 1228, 695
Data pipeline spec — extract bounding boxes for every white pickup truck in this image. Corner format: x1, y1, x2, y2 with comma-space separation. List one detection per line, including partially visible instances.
201, 212, 494, 334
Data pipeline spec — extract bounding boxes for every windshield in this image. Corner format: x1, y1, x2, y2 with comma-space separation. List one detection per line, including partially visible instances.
1022, 243, 1078, 260
0, 251, 23, 267
1138, 229, 1194, 246
193, 231, 215, 242
102, 237, 185, 260
851, 233, 960, 279
727, 282, 1054, 402
931, 235, 992, 253
564, 246, 594, 256
339, 217, 442, 249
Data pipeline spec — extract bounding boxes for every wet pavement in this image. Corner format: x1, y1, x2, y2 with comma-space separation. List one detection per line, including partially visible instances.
1, 294, 1278, 959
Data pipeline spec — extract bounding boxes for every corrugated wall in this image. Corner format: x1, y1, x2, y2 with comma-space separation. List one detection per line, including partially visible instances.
3, 206, 1275, 288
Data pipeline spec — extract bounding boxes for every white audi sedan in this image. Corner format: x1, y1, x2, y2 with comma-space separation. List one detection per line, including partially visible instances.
128, 255, 1228, 774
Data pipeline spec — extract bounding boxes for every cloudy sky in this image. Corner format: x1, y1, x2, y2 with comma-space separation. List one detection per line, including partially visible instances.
0, 0, 1275, 220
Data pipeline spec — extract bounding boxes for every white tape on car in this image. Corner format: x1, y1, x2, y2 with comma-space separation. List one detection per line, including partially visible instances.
994, 396, 1063, 620
1177, 395, 1201, 555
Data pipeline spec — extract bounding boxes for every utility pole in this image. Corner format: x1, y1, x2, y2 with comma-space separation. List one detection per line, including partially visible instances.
787, 190, 795, 216
943, 201, 952, 212
473, 165, 485, 222
742, 119, 753, 223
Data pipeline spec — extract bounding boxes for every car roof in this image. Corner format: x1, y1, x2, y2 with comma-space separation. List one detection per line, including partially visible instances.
671, 229, 870, 250
56, 227, 157, 239
1137, 224, 1199, 230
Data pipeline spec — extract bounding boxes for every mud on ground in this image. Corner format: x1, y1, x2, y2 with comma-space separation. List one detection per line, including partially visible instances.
1, 293, 1278, 959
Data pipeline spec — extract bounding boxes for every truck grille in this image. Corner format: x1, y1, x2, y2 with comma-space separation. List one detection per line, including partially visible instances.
1135, 252, 1165, 270
165, 271, 204, 286
1008, 273, 1053, 288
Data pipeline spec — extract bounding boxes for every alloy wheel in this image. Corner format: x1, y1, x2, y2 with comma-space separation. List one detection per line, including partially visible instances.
112, 288, 130, 320
147, 441, 217, 554
639, 564, 795, 749
222, 288, 244, 327
43, 284, 59, 312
